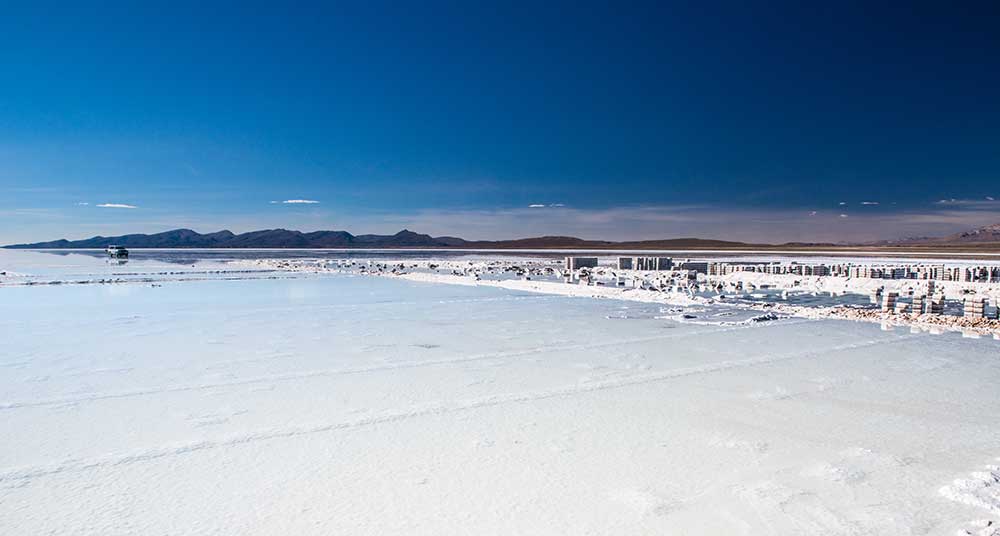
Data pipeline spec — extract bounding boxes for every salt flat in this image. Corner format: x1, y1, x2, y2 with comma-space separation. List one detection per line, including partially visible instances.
2, 251, 1000, 535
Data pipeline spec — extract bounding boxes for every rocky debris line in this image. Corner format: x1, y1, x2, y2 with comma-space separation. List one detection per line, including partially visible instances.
830, 306, 1000, 330
764, 303, 1000, 337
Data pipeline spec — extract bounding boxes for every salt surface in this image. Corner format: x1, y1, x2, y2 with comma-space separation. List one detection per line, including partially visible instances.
2, 249, 1000, 535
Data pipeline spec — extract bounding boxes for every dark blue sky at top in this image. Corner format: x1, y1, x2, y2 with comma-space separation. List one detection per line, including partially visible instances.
1, 1, 999, 242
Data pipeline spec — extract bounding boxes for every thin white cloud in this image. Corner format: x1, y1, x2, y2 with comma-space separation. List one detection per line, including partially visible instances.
809, 211, 817, 216
549, 203, 565, 207
934, 198, 998, 208
96, 203, 138, 209
276, 199, 320, 204
75, 202, 89, 206
860, 201, 879, 205
528, 204, 546, 208
838, 201, 847, 206
839, 214, 848, 218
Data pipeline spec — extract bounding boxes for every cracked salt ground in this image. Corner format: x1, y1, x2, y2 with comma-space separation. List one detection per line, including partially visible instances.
2, 253, 1000, 534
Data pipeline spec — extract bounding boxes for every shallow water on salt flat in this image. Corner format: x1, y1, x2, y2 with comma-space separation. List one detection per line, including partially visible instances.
2, 251, 1000, 535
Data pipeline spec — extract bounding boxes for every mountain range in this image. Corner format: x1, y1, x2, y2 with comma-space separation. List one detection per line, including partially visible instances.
868, 223, 1000, 246
6, 223, 1000, 250
3, 228, 754, 250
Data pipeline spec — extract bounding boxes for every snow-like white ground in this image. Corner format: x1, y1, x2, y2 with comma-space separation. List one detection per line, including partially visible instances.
2, 250, 1000, 535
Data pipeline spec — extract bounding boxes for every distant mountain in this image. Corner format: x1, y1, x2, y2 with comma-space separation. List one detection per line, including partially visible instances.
935, 222, 1000, 243
871, 222, 1000, 246
8, 223, 1000, 250
8, 229, 239, 249
461, 235, 756, 250
6, 228, 463, 249
5, 228, 759, 250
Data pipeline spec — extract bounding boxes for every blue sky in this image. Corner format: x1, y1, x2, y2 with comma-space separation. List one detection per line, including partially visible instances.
2, 1, 999, 244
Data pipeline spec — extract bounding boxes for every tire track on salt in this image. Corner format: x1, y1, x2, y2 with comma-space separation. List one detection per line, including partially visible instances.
0, 321, 811, 411
0, 333, 915, 483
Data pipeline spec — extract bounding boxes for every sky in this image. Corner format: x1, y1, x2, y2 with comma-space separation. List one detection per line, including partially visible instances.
2, 1, 999, 244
